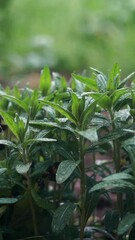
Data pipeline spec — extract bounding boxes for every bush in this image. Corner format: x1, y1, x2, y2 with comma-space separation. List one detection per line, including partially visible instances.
0, 64, 135, 239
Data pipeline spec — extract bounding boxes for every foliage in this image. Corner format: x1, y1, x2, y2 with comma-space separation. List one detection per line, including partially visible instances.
0, 64, 135, 239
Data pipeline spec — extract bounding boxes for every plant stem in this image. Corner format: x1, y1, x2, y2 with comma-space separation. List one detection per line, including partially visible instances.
79, 136, 86, 240
113, 139, 123, 214
110, 111, 123, 215
23, 148, 38, 237
28, 188, 38, 237
92, 150, 96, 223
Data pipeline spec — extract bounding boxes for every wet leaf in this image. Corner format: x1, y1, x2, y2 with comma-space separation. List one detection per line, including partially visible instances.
103, 173, 134, 182
39, 66, 51, 95
0, 198, 19, 204
16, 162, 32, 174
0, 168, 7, 175
52, 201, 75, 233
96, 73, 107, 93
76, 128, 98, 143
90, 179, 135, 193
72, 74, 98, 91
0, 90, 28, 111
104, 210, 119, 233
0, 111, 19, 139
56, 160, 80, 184
41, 100, 78, 126
117, 212, 135, 235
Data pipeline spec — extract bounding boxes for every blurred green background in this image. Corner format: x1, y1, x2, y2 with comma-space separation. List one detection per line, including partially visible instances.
0, 0, 135, 81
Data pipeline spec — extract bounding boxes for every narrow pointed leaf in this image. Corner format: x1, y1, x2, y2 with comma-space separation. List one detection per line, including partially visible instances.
119, 71, 135, 88
0, 111, 19, 139
56, 160, 80, 184
112, 88, 128, 107
90, 92, 112, 110
29, 120, 74, 133
117, 213, 135, 235
39, 66, 51, 95
52, 201, 75, 233
25, 138, 56, 146
0, 140, 17, 148
81, 100, 97, 128
72, 74, 98, 91
103, 173, 134, 182
90, 180, 135, 193
122, 141, 135, 177
105, 210, 119, 233
71, 92, 80, 119
0, 91, 28, 111
107, 63, 120, 91
85, 192, 100, 224
0, 168, 7, 175
96, 74, 107, 93
0, 198, 19, 204
41, 100, 78, 126
76, 128, 98, 143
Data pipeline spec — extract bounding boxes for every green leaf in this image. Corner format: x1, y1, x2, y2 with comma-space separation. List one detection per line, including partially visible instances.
92, 125, 134, 148
118, 71, 135, 88
81, 100, 97, 129
29, 120, 74, 133
53, 142, 75, 162
103, 173, 134, 182
90, 92, 112, 110
71, 92, 80, 119
52, 201, 75, 233
117, 212, 135, 235
56, 160, 80, 184
71, 78, 85, 93
112, 88, 128, 108
41, 100, 78, 126
0, 111, 19, 139
30, 89, 42, 118
131, 90, 135, 109
122, 138, 135, 177
90, 227, 116, 240
16, 162, 32, 174
0, 90, 28, 112
85, 191, 99, 224
107, 63, 120, 91
96, 74, 107, 93
0, 198, 19, 204
76, 128, 98, 143
78, 95, 85, 115
25, 138, 56, 146
90, 180, 135, 193
31, 189, 53, 210
72, 74, 98, 91
104, 210, 119, 233
0, 168, 7, 175
39, 66, 51, 95
0, 140, 17, 148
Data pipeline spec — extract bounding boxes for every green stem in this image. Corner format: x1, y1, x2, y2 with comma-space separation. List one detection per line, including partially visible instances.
79, 136, 86, 240
28, 188, 38, 237
23, 148, 38, 237
110, 111, 123, 215
113, 139, 123, 214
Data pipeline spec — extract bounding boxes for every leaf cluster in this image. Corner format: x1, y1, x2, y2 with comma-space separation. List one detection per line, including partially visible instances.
0, 65, 135, 239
